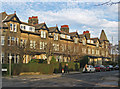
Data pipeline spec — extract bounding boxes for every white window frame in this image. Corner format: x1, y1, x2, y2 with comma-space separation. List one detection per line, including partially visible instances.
40, 41, 42, 49
33, 41, 36, 49
67, 35, 70, 39
30, 40, 33, 48
16, 38, 19, 46
74, 38, 77, 43
54, 33, 58, 40
44, 31, 46, 38
10, 23, 13, 31
41, 31, 44, 38
88, 48, 91, 54
96, 43, 99, 47
1, 36, 5, 45
92, 49, 94, 55
87, 40, 90, 43
60, 34, 65, 38
14, 24, 17, 32
83, 40, 86, 45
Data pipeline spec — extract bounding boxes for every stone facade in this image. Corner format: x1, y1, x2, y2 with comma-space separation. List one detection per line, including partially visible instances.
0, 12, 111, 64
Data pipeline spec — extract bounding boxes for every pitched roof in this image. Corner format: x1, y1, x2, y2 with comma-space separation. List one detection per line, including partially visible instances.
60, 30, 68, 35
3, 13, 21, 23
48, 26, 60, 33
69, 32, 77, 36
89, 37, 100, 43
69, 32, 80, 38
21, 21, 34, 26
34, 23, 45, 30
3, 14, 15, 22
100, 30, 108, 41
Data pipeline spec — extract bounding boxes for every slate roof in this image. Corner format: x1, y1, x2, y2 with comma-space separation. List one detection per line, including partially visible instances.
60, 31, 68, 35
48, 27, 60, 33
34, 23, 45, 30
89, 37, 100, 43
100, 30, 108, 41
21, 21, 34, 26
3, 14, 15, 22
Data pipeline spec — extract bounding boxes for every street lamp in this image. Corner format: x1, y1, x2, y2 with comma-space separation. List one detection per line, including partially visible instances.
9, 55, 12, 77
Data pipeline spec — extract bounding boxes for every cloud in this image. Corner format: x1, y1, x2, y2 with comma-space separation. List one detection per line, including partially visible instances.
2, 1, 118, 44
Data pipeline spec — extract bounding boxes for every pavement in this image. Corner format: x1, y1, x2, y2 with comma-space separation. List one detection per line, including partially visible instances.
2, 70, 119, 87
2, 71, 81, 80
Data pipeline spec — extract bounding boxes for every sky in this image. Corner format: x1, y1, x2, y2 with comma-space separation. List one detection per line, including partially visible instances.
1, 0, 119, 45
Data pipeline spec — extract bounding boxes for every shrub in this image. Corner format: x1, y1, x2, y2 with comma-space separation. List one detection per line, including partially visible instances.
50, 56, 56, 64
29, 59, 47, 64
79, 55, 89, 68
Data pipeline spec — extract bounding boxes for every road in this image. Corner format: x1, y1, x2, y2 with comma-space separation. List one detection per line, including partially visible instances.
2, 70, 119, 87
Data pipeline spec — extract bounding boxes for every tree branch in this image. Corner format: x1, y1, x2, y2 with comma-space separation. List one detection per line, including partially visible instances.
95, 0, 120, 6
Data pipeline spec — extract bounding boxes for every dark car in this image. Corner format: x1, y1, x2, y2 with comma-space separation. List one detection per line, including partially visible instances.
114, 65, 119, 70
106, 65, 114, 71
94, 65, 106, 72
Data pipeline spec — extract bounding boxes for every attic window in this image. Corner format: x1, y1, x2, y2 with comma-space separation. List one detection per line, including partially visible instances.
10, 23, 13, 31
41, 31, 46, 38
54, 33, 58, 40
74, 38, 78, 43
14, 24, 17, 32
96, 43, 99, 47
83, 40, 86, 45
91, 40, 94, 44
24, 26, 26, 29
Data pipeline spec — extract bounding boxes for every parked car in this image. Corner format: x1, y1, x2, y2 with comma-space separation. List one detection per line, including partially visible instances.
94, 65, 106, 72
106, 65, 114, 71
83, 65, 96, 73
114, 65, 119, 70
94, 65, 101, 72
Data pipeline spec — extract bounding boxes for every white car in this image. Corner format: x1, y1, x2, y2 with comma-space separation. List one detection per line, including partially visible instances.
82, 65, 96, 73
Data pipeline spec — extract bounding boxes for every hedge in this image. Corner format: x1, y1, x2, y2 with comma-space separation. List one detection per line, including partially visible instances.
2, 62, 80, 75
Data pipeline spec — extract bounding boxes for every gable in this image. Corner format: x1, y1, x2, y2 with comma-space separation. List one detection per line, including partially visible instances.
3, 14, 21, 23
39, 23, 49, 31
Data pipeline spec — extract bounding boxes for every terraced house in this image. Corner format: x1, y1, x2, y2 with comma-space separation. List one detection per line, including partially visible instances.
0, 12, 111, 65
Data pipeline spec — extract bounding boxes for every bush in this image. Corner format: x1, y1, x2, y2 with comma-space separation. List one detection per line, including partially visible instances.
29, 59, 47, 64
50, 56, 56, 64
79, 55, 89, 68
2, 61, 80, 75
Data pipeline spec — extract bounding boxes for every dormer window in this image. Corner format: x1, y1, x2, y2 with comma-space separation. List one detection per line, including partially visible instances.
83, 40, 86, 45
60, 34, 65, 38
14, 24, 17, 32
87, 40, 90, 43
67, 35, 70, 39
91, 40, 94, 44
41, 31, 46, 38
49, 33, 52, 36
96, 43, 99, 47
74, 38, 78, 43
10, 23, 13, 31
54, 33, 58, 40
24, 26, 26, 29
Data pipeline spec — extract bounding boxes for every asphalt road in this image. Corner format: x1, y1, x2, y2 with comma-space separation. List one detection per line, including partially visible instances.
2, 70, 119, 87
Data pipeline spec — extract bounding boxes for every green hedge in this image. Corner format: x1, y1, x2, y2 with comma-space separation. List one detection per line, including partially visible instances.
2, 62, 80, 75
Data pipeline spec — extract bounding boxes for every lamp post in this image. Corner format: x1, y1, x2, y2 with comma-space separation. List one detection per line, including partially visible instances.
9, 55, 12, 77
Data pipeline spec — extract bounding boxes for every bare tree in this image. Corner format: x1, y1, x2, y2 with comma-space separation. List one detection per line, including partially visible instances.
95, 0, 120, 6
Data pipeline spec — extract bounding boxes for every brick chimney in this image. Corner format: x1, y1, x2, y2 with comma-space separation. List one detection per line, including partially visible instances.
60, 25, 69, 33
28, 16, 38, 25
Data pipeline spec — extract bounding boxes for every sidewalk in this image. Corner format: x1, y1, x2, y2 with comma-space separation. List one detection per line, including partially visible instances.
2, 71, 82, 80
